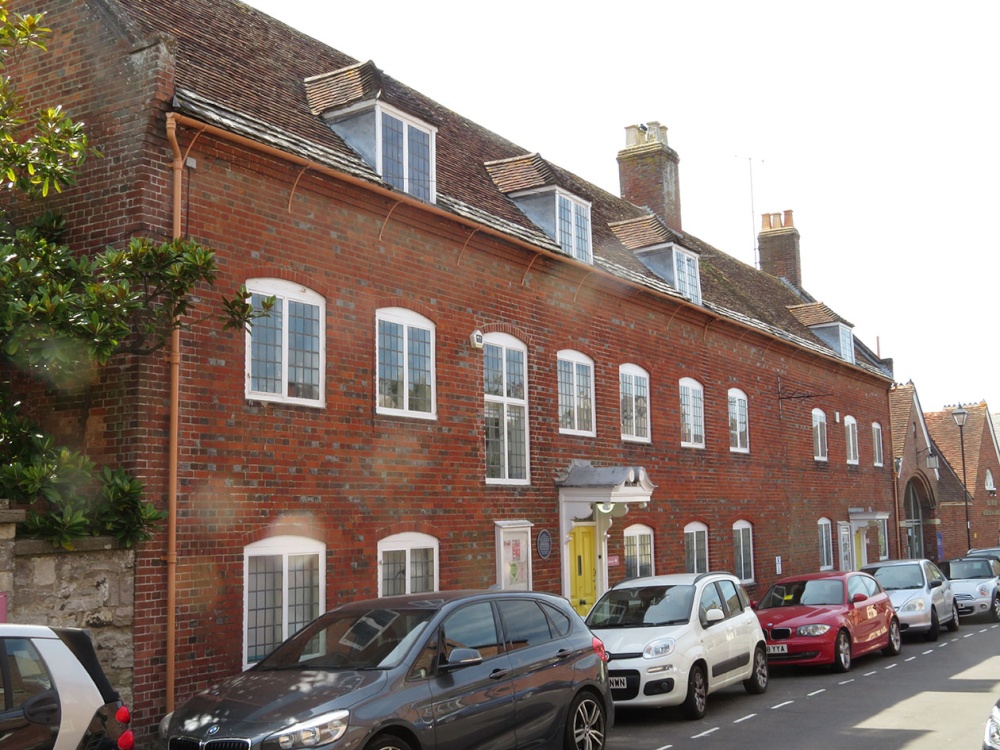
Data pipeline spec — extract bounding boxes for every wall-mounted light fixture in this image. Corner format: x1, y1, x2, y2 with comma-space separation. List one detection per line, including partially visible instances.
469, 330, 484, 349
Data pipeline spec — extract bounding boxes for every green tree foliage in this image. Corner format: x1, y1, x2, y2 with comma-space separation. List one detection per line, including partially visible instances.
0, 5, 259, 548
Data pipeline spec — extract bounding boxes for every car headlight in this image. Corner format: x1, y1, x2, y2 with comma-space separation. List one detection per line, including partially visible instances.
979, 585, 991, 598
158, 713, 173, 740
898, 598, 926, 613
795, 624, 831, 637
264, 711, 350, 750
643, 637, 676, 659
985, 703, 1000, 749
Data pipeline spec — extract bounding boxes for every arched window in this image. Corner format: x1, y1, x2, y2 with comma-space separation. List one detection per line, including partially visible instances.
986, 469, 996, 495
246, 279, 325, 406
844, 416, 859, 465
376, 308, 436, 417
557, 350, 595, 435
684, 521, 708, 573
818, 518, 833, 570
378, 532, 439, 596
620, 364, 651, 442
733, 520, 754, 582
728, 388, 749, 452
872, 422, 884, 466
244, 535, 325, 668
812, 409, 828, 461
679, 378, 705, 448
624, 524, 654, 578
484, 333, 529, 483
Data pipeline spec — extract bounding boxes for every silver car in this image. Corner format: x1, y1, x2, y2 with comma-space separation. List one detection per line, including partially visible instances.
862, 559, 959, 641
939, 557, 1000, 621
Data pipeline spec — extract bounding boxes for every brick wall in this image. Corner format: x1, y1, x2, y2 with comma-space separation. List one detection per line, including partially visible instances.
7, 2, 896, 745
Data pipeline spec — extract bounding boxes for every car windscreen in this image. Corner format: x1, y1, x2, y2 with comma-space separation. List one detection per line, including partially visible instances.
758, 579, 844, 608
940, 560, 994, 580
866, 564, 924, 590
586, 584, 695, 628
256, 607, 436, 670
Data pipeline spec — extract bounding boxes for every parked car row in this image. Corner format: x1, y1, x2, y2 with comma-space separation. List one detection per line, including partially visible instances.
12, 555, 995, 750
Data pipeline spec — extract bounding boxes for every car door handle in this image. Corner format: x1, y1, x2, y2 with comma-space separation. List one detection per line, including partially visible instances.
556, 648, 573, 660
489, 668, 510, 680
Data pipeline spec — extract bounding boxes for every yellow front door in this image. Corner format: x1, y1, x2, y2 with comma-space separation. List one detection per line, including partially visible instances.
569, 525, 597, 617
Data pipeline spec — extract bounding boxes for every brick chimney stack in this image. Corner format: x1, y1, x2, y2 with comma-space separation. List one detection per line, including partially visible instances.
618, 121, 682, 231
758, 210, 801, 289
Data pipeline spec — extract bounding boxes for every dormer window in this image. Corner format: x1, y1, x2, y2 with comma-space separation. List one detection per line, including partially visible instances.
324, 99, 436, 203
379, 107, 434, 202
809, 323, 855, 364
674, 247, 701, 304
557, 192, 592, 263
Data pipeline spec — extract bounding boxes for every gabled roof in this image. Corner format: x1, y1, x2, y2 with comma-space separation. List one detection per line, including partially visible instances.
111, 0, 891, 380
925, 401, 996, 498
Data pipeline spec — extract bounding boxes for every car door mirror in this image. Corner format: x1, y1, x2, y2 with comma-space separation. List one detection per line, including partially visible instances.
851, 592, 867, 605
441, 648, 483, 670
703, 608, 725, 626
930, 579, 943, 589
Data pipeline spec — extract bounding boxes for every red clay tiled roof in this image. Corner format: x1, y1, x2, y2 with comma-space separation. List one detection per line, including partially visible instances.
304, 61, 384, 116
608, 215, 679, 251
788, 302, 853, 328
926, 402, 991, 501
485, 154, 559, 194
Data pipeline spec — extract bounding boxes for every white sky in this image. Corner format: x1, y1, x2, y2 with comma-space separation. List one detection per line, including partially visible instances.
246, 0, 1000, 416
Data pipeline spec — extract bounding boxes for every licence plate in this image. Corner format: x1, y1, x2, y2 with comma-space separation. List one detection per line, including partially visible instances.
609, 677, 628, 689
767, 644, 788, 655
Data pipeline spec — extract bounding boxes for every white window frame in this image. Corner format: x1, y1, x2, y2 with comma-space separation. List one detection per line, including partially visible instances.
484, 333, 530, 484
986, 469, 996, 493
679, 377, 705, 448
243, 535, 326, 669
376, 307, 436, 418
845, 415, 859, 465
818, 517, 834, 570
556, 190, 592, 264
728, 387, 750, 453
838, 325, 855, 364
872, 422, 884, 467
877, 518, 889, 560
674, 248, 702, 304
624, 523, 654, 579
557, 349, 596, 436
733, 520, 754, 583
377, 532, 439, 597
620, 363, 651, 443
245, 278, 325, 407
375, 103, 436, 203
812, 408, 828, 461
495, 520, 533, 590
684, 521, 709, 574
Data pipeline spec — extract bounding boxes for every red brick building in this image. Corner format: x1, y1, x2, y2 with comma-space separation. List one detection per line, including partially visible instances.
9, 0, 900, 741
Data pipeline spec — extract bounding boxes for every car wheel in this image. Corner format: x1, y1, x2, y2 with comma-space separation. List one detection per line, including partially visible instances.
564, 690, 606, 750
947, 601, 960, 632
992, 596, 1000, 622
363, 735, 413, 750
680, 664, 708, 720
743, 645, 768, 695
832, 630, 852, 673
881, 618, 902, 657
924, 607, 940, 642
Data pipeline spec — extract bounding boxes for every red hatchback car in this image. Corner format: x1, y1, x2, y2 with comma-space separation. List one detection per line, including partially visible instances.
754, 571, 902, 672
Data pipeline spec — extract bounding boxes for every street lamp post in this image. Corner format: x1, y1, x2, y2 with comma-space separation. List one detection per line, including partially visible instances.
952, 405, 971, 552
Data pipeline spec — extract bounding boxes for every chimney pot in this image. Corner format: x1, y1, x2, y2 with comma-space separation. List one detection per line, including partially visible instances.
783, 209, 794, 228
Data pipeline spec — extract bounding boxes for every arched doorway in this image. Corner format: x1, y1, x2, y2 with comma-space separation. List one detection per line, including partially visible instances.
901, 476, 934, 558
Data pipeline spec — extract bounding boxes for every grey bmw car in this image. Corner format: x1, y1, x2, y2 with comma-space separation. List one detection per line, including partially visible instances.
159, 590, 612, 750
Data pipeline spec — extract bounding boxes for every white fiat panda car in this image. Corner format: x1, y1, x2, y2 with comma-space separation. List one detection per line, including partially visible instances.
586, 571, 768, 720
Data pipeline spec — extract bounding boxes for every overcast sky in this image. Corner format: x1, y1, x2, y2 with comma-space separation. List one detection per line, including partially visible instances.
246, 0, 999, 417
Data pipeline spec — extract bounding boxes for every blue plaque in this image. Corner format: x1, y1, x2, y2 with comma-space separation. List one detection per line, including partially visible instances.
536, 529, 552, 559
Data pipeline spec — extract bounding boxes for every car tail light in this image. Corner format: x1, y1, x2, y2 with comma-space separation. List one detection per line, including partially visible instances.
116, 704, 134, 750
592, 635, 608, 662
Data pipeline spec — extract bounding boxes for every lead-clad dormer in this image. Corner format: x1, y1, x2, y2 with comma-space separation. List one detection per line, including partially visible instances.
485, 154, 593, 264
609, 214, 702, 305
305, 61, 437, 203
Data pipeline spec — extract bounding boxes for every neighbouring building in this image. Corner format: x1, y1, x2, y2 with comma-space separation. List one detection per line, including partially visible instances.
7, 0, 899, 742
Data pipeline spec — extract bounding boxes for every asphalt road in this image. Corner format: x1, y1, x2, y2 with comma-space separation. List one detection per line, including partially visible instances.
606, 618, 1000, 750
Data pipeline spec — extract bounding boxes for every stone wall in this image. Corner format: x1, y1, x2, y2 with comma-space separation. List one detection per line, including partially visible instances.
2, 520, 135, 707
